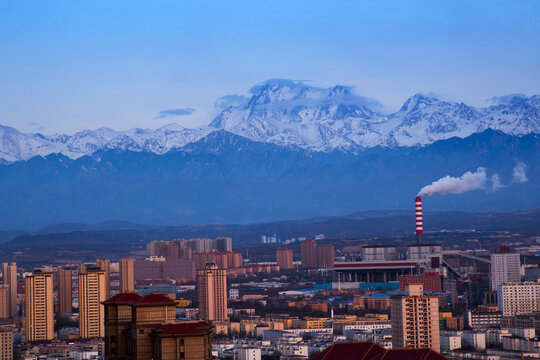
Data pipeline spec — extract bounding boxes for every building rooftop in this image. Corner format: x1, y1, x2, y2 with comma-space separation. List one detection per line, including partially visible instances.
152, 321, 212, 336
376, 349, 447, 360
134, 292, 176, 306
103, 292, 142, 304
310, 342, 385, 360
309, 342, 448, 360
362, 245, 396, 248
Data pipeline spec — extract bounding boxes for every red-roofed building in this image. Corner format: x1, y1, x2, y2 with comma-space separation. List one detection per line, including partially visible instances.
310, 342, 386, 360
375, 348, 447, 360
133, 292, 175, 306
103, 292, 142, 305
309, 342, 448, 360
102, 293, 212, 360
399, 274, 443, 293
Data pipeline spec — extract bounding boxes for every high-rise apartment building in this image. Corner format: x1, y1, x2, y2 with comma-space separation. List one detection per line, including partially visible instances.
2, 263, 17, 317
497, 281, 540, 316
25, 269, 54, 342
276, 248, 294, 269
317, 244, 335, 269
0, 285, 9, 318
119, 258, 135, 293
79, 266, 107, 338
390, 284, 440, 352
57, 267, 72, 316
301, 240, 318, 269
197, 263, 228, 322
96, 258, 111, 299
490, 247, 521, 291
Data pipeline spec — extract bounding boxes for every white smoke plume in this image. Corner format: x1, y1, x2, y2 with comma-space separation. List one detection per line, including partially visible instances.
417, 167, 487, 196
512, 162, 528, 184
418, 163, 529, 196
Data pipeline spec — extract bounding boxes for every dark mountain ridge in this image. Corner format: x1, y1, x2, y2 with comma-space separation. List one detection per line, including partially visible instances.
0, 129, 538, 229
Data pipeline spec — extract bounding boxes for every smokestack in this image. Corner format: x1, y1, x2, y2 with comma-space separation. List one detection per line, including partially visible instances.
415, 196, 423, 244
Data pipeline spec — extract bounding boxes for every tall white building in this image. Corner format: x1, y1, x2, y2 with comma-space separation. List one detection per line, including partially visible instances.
490, 248, 521, 291
497, 281, 540, 316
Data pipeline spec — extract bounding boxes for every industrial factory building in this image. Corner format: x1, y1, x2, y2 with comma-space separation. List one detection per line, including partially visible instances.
333, 196, 444, 289
333, 243, 443, 288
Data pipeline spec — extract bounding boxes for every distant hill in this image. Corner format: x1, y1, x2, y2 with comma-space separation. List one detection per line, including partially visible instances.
3, 208, 539, 248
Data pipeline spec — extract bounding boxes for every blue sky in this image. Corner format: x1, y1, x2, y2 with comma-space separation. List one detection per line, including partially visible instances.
1, 0, 539, 133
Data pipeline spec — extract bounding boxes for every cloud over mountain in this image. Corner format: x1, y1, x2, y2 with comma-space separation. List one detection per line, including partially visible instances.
154, 108, 196, 119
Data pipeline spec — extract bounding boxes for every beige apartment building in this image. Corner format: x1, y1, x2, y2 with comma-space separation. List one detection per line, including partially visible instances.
497, 281, 540, 316
96, 258, 111, 299
197, 263, 228, 321
2, 262, 17, 317
317, 244, 335, 269
79, 266, 107, 338
301, 240, 317, 269
57, 266, 73, 316
0, 285, 9, 318
0, 326, 13, 360
390, 284, 440, 352
119, 258, 135, 293
25, 269, 54, 342
276, 248, 293, 269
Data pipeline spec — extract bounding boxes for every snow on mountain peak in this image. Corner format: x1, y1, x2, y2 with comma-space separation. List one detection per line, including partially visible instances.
1, 80, 539, 161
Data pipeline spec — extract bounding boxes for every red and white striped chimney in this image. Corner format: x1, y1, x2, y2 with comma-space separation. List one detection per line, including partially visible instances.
415, 196, 423, 244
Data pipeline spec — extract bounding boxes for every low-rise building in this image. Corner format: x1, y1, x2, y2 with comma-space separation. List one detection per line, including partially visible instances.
441, 333, 462, 351
466, 310, 502, 328
276, 337, 309, 359
462, 331, 486, 351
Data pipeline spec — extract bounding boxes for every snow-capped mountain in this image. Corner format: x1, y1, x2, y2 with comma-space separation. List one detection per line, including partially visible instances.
1, 79, 539, 161
0, 124, 213, 162
211, 80, 540, 149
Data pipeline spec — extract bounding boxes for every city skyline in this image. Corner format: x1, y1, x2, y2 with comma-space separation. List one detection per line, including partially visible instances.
0, 1, 539, 359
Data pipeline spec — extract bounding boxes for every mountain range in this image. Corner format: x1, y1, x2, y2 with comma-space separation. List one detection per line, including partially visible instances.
1, 79, 539, 162
0, 80, 539, 229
